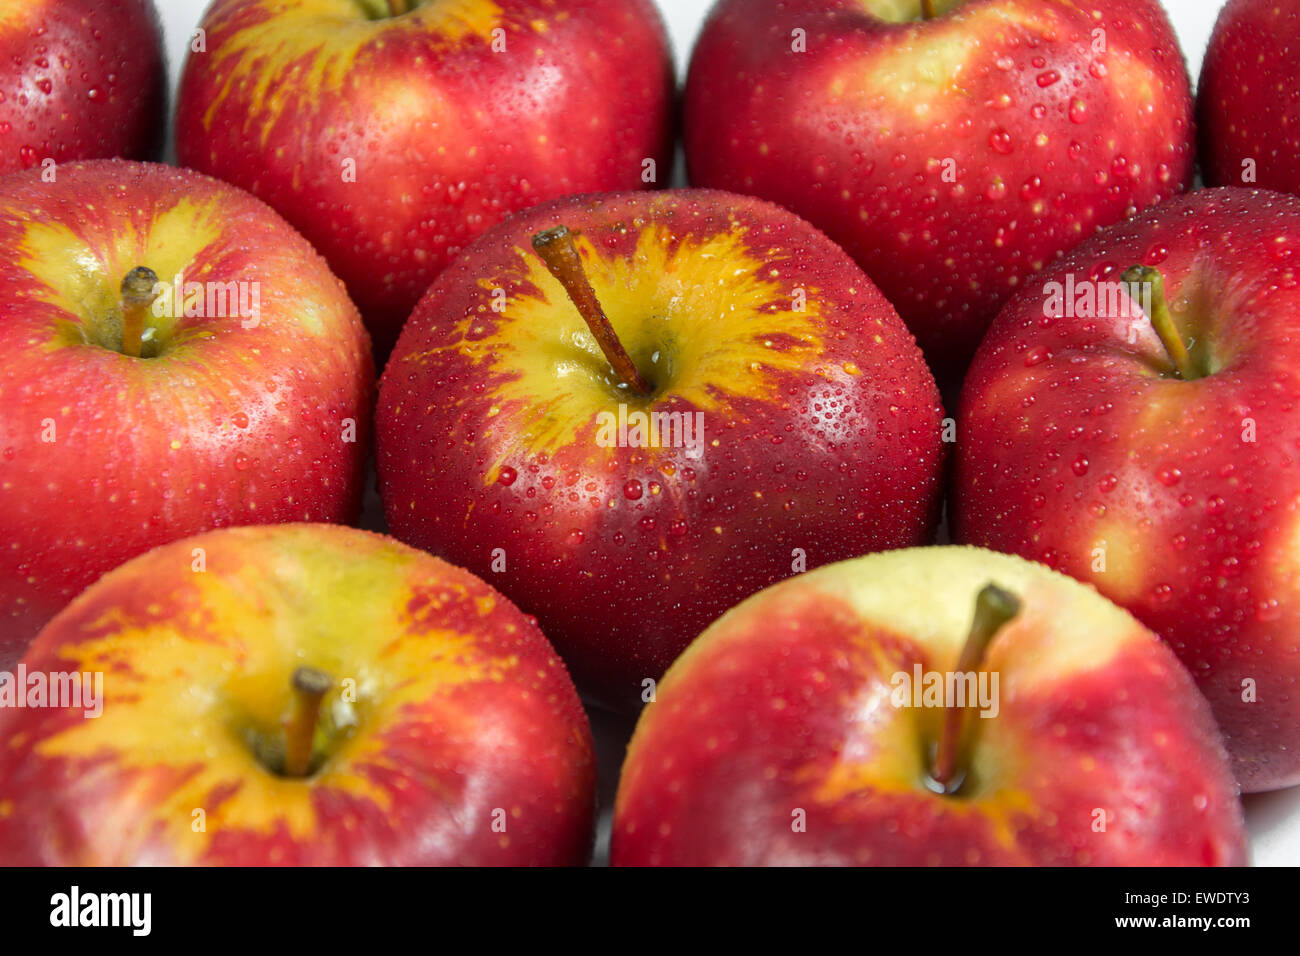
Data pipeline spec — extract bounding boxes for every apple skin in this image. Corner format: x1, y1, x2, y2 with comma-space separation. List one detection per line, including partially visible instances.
952, 187, 1300, 793
684, 0, 1194, 375
0, 0, 166, 175
0, 160, 373, 667
377, 188, 946, 712
611, 546, 1248, 867
0, 524, 596, 866
1199, 0, 1300, 197
175, 0, 675, 359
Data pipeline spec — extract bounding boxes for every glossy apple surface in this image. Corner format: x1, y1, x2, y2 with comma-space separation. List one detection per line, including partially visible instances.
612, 546, 1247, 866
684, 0, 1194, 374
953, 187, 1300, 792
0, 160, 372, 665
175, 0, 675, 358
377, 188, 946, 711
0, 0, 166, 174
0, 523, 596, 866
1199, 0, 1300, 197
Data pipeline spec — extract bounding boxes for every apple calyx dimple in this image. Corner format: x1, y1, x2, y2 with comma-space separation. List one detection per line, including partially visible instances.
531, 225, 657, 397
282, 666, 334, 779
1121, 264, 1201, 381
119, 266, 160, 359
929, 582, 1020, 795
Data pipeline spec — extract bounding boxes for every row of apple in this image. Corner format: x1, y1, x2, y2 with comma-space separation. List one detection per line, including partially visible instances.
4, 0, 1287, 370
0, 523, 1251, 865
0, 0, 1295, 865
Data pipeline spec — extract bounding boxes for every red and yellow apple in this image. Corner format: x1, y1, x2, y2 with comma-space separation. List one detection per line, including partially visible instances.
611, 546, 1247, 866
0, 160, 373, 666
377, 188, 947, 712
0, 0, 166, 175
684, 0, 1194, 374
1199, 0, 1300, 197
0, 523, 597, 866
953, 187, 1300, 792
175, 0, 675, 358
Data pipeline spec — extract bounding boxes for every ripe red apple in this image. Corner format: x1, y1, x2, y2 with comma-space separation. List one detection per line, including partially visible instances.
0, 524, 597, 865
175, 0, 675, 359
0, 0, 166, 175
953, 187, 1300, 793
377, 189, 946, 712
1199, 0, 1300, 197
611, 546, 1248, 866
0, 160, 373, 666
684, 0, 1195, 374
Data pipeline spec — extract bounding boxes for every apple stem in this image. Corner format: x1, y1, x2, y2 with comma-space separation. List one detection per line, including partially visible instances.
119, 267, 160, 359
283, 666, 332, 778
386, 0, 415, 16
531, 225, 655, 397
1121, 265, 1196, 380
930, 583, 1021, 794
920, 0, 938, 18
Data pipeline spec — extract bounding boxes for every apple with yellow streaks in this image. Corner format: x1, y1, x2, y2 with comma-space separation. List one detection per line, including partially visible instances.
0, 524, 597, 866
175, 0, 675, 359
0, 160, 372, 665
684, 0, 1195, 374
377, 189, 947, 711
953, 188, 1300, 792
611, 546, 1247, 866
0, 0, 166, 174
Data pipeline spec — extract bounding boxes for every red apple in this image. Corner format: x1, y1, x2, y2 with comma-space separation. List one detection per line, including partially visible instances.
0, 159, 373, 666
684, 0, 1194, 374
953, 187, 1300, 793
175, 0, 675, 359
0, 0, 166, 175
376, 189, 947, 712
1199, 0, 1300, 197
0, 523, 596, 865
611, 546, 1248, 866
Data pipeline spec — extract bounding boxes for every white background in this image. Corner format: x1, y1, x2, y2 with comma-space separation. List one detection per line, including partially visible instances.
153, 0, 1297, 866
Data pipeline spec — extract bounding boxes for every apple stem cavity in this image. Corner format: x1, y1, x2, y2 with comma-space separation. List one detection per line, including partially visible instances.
283, 666, 333, 778
930, 583, 1021, 795
531, 225, 655, 397
1121, 265, 1198, 380
386, 0, 416, 16
119, 266, 160, 359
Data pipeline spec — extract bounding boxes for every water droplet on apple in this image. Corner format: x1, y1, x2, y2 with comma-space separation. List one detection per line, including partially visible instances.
1143, 243, 1169, 265
1036, 70, 1061, 87
1068, 99, 1088, 124
498, 466, 517, 486
988, 129, 1013, 154
623, 480, 643, 500
1024, 345, 1051, 367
